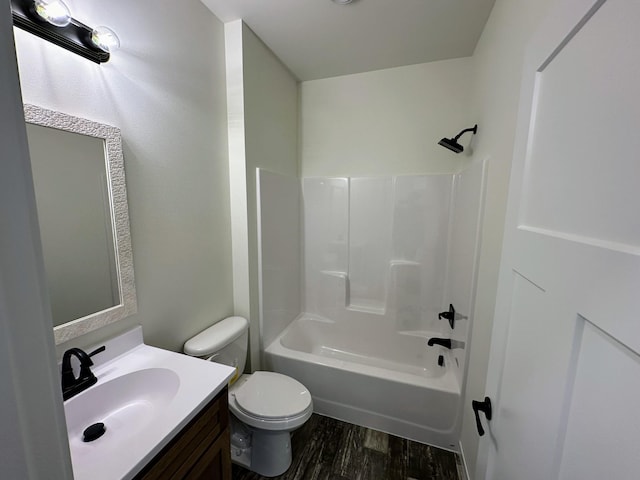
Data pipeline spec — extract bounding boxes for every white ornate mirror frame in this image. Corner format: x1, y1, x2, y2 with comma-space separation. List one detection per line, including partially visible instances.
24, 104, 137, 344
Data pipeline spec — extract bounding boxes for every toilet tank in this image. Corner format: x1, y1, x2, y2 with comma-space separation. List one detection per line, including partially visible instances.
183, 316, 248, 384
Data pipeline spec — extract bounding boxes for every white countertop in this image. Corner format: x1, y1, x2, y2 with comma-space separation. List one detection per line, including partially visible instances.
63, 327, 235, 480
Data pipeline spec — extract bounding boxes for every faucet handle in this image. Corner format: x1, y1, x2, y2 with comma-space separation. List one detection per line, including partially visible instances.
438, 304, 456, 329
78, 346, 105, 378
88, 345, 106, 359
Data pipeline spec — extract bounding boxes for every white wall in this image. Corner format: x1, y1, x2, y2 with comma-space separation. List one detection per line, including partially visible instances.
459, 0, 557, 476
225, 21, 299, 370
224, 20, 251, 359
14, 0, 234, 354
300, 58, 473, 177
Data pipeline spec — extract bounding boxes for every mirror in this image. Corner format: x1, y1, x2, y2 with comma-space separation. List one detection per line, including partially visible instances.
24, 104, 137, 344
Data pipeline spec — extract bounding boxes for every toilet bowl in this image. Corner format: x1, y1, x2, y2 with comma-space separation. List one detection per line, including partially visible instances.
228, 372, 312, 476
183, 317, 313, 477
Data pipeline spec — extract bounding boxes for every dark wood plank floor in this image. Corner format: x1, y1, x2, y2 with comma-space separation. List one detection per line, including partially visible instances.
232, 414, 464, 480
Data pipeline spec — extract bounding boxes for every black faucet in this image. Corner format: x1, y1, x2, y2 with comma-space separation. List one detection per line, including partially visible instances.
61, 346, 105, 401
427, 338, 452, 349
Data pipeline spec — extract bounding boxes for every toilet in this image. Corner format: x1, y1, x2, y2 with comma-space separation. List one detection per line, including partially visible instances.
183, 316, 313, 477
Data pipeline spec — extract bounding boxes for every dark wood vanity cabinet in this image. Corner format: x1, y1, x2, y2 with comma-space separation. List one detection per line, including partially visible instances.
134, 387, 231, 480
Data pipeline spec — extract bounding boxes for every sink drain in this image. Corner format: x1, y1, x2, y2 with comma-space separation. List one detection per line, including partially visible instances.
83, 422, 106, 442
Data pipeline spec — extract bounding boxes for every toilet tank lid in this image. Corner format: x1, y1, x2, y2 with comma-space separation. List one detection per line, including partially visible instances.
183, 316, 248, 357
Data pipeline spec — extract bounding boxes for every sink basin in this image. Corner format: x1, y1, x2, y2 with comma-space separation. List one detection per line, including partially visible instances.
61, 327, 235, 480
64, 368, 180, 449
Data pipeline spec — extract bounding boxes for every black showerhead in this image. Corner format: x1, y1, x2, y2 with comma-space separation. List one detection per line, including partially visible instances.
438, 137, 464, 153
438, 124, 478, 154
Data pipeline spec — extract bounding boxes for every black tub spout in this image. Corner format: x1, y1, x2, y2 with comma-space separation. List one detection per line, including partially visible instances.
427, 338, 452, 349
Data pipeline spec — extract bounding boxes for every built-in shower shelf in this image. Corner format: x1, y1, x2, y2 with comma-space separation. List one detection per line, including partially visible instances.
389, 260, 421, 266
320, 270, 348, 279
347, 299, 386, 315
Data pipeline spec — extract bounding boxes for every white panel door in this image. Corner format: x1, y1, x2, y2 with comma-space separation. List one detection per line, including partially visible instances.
477, 0, 640, 479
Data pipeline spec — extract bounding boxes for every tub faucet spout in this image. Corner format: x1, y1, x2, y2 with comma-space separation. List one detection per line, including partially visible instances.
427, 338, 452, 349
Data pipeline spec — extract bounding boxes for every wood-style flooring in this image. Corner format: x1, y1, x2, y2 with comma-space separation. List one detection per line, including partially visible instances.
232, 414, 464, 480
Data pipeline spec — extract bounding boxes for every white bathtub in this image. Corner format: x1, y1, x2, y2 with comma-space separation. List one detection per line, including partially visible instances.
263, 314, 461, 450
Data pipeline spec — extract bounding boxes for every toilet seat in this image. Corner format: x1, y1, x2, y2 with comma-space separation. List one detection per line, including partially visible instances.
235, 371, 311, 419
229, 372, 313, 431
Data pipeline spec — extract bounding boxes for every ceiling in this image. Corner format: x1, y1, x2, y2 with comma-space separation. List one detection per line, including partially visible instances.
200, 0, 496, 81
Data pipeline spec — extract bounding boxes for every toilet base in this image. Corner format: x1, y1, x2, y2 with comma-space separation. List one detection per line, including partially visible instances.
230, 416, 293, 477
231, 446, 251, 470
249, 428, 292, 477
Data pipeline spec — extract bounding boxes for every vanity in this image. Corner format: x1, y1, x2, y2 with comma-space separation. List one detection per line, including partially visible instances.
134, 388, 230, 479
64, 327, 235, 480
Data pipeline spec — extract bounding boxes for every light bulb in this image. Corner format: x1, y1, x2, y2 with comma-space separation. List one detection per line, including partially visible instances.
34, 0, 71, 27
91, 26, 120, 53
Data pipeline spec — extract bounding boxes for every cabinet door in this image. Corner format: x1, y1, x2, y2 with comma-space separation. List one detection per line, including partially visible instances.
185, 428, 231, 480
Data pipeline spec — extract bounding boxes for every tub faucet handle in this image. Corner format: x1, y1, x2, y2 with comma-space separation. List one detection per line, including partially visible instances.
438, 304, 456, 329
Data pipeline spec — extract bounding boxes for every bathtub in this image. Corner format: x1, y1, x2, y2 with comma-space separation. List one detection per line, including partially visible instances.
263, 314, 461, 451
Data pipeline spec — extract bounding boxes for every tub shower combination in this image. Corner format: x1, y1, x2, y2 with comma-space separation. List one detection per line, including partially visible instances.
258, 164, 485, 451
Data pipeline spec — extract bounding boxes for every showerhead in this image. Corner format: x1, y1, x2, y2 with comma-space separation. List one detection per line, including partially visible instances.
438, 124, 478, 154
438, 137, 464, 153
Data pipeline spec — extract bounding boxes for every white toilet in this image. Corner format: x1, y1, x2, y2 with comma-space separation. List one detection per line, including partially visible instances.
183, 316, 313, 477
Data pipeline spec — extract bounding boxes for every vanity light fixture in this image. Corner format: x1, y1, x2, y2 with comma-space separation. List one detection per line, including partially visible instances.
91, 26, 120, 53
11, 0, 120, 64
33, 0, 71, 27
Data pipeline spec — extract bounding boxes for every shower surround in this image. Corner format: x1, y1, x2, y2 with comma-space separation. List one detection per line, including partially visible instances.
259, 164, 485, 450
303, 175, 451, 330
